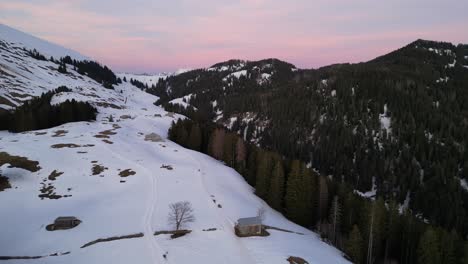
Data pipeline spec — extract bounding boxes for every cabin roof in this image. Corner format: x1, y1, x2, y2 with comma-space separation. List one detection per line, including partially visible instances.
237, 216, 261, 226
55, 216, 78, 221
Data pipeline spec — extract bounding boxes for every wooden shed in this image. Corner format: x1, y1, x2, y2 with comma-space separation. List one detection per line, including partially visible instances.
235, 216, 262, 236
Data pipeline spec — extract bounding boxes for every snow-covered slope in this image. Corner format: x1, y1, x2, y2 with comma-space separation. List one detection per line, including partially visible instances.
0, 27, 349, 264
0, 23, 88, 61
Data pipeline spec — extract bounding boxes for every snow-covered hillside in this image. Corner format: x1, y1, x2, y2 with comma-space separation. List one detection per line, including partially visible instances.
0, 25, 349, 264
0, 23, 88, 61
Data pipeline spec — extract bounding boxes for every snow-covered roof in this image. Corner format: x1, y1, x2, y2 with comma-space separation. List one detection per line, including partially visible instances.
237, 216, 262, 226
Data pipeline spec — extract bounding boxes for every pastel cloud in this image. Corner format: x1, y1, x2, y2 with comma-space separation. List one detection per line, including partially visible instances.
1, 0, 467, 72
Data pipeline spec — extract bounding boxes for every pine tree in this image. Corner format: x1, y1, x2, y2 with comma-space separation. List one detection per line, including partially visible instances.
188, 123, 202, 151
329, 195, 341, 246
285, 160, 302, 223
223, 133, 236, 167
235, 137, 247, 173
267, 158, 285, 211
284, 160, 315, 226
209, 128, 225, 160
417, 228, 441, 264
245, 147, 257, 186
463, 242, 468, 264
346, 225, 363, 264
318, 175, 329, 222
255, 151, 272, 199
439, 230, 456, 264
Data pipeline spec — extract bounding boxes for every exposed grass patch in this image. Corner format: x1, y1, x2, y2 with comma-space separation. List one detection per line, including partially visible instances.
102, 139, 113, 144
48, 170, 63, 181
119, 169, 136, 177
81, 233, 144, 248
120, 115, 132, 119
92, 164, 107, 175
52, 130, 68, 137
160, 164, 173, 170
202, 228, 217, 232
96, 102, 121, 109
99, 130, 117, 136
0, 152, 40, 172
287, 256, 309, 264
94, 134, 109, 139
0, 176, 11, 191
34, 132, 47, 136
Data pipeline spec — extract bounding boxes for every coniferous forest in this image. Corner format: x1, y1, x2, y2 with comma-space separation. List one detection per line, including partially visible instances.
0, 86, 97, 132
158, 39, 468, 263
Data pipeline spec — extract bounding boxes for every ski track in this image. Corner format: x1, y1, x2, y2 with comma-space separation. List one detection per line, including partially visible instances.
101, 129, 163, 263
185, 150, 259, 264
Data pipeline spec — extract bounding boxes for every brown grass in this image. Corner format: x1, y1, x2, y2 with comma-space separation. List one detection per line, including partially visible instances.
0, 176, 11, 191
102, 139, 113, 144
52, 130, 68, 137
119, 169, 136, 177
287, 256, 309, 264
34, 132, 47, 136
99, 130, 117, 136
160, 164, 173, 170
96, 102, 122, 109
0, 152, 40, 172
92, 164, 107, 175
94, 134, 109, 139
48, 170, 63, 181
120, 115, 132, 119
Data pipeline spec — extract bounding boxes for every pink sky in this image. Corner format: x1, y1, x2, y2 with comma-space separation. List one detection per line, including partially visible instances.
1, 0, 467, 73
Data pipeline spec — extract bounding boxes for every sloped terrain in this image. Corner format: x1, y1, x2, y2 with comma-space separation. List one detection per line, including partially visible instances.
0, 26, 349, 264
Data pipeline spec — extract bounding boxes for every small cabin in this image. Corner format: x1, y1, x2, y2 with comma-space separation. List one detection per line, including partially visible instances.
46, 216, 81, 231
235, 216, 262, 236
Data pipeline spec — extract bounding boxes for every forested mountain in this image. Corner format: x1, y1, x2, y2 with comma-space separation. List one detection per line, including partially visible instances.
151, 39, 468, 240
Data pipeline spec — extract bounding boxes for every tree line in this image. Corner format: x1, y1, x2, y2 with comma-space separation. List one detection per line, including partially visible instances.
0, 86, 97, 132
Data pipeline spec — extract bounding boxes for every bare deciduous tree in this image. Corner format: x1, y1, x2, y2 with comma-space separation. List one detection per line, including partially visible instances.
168, 201, 195, 230
257, 206, 266, 222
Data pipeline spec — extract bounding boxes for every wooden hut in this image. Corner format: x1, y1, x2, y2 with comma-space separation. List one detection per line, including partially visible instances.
235, 216, 262, 236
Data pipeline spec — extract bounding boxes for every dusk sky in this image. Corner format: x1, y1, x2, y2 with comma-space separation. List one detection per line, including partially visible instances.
1, 0, 467, 73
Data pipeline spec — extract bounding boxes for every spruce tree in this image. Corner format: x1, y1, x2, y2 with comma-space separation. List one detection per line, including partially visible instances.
417, 228, 441, 264
255, 151, 272, 199
267, 158, 285, 211
285, 160, 302, 223
329, 195, 341, 246
188, 123, 202, 151
346, 225, 363, 264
